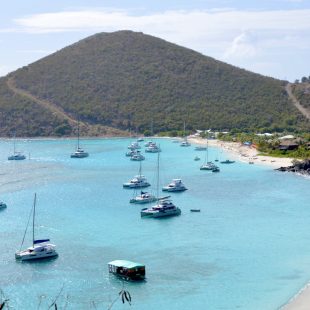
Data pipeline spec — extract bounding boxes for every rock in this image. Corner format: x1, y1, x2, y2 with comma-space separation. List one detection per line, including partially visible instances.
275, 159, 310, 175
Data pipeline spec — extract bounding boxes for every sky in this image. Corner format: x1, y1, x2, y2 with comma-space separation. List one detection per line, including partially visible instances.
0, 0, 309, 81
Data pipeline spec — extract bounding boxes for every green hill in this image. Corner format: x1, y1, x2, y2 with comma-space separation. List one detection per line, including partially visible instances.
0, 30, 309, 136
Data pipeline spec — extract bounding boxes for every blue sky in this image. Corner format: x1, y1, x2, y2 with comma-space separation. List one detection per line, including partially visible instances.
0, 0, 309, 81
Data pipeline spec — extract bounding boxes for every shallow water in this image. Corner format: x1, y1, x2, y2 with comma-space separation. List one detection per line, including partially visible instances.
0, 138, 310, 309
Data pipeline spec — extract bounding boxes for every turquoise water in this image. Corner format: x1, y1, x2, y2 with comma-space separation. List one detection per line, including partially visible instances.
1, 138, 310, 309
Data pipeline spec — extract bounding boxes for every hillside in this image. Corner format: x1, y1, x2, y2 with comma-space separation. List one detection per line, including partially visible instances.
291, 82, 310, 110
0, 30, 309, 136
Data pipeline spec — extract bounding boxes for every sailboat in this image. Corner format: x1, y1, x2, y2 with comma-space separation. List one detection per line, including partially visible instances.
141, 152, 181, 218
15, 193, 58, 261
123, 160, 150, 188
8, 132, 26, 160
71, 121, 89, 158
180, 121, 191, 147
200, 138, 219, 171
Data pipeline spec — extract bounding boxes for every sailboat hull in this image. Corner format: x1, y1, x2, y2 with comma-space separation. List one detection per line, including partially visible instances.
15, 251, 58, 261
70, 152, 89, 158
8, 154, 26, 160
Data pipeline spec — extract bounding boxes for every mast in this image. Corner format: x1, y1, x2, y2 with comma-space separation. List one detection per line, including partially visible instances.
32, 193, 37, 247
151, 119, 154, 137
77, 120, 80, 149
13, 132, 16, 154
206, 138, 209, 163
139, 160, 142, 177
183, 121, 187, 142
156, 149, 160, 203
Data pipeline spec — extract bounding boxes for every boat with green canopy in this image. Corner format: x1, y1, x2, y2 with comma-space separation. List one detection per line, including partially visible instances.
108, 260, 146, 280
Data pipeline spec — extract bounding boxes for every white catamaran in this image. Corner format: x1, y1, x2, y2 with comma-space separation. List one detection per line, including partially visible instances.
15, 193, 58, 261
8, 133, 26, 160
141, 151, 181, 218
71, 121, 89, 158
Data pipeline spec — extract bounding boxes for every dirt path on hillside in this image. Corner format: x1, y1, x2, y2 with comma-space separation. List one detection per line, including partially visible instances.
7, 77, 80, 126
285, 83, 310, 121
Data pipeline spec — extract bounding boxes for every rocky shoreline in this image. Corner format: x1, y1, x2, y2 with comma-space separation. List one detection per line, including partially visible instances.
276, 159, 310, 175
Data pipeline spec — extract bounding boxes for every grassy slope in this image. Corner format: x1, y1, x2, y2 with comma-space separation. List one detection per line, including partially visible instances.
0, 30, 309, 136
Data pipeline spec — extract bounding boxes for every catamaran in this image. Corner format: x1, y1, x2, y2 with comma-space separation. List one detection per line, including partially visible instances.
180, 121, 191, 147
141, 152, 181, 218
162, 179, 187, 192
123, 161, 150, 188
15, 194, 58, 261
200, 138, 219, 171
71, 121, 89, 158
8, 133, 26, 160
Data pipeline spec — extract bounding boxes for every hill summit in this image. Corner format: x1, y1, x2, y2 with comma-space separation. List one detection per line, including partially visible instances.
0, 30, 308, 136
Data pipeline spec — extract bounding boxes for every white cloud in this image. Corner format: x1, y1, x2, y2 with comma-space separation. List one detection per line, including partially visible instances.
224, 32, 258, 59
1, 8, 309, 80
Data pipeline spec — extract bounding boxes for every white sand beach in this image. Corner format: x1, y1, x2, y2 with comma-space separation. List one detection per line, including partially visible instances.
281, 283, 310, 310
188, 137, 293, 168
189, 137, 310, 310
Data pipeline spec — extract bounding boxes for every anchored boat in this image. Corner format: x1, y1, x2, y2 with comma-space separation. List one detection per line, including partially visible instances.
108, 260, 145, 280
15, 193, 58, 261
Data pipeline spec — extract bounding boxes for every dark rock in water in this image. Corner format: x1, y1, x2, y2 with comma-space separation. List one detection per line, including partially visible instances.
275, 159, 310, 175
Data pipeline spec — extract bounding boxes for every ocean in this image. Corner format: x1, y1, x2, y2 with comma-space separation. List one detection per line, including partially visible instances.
0, 138, 310, 309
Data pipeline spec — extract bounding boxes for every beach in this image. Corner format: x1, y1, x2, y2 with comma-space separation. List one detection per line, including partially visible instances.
190, 136, 310, 310
282, 284, 310, 310
188, 137, 293, 168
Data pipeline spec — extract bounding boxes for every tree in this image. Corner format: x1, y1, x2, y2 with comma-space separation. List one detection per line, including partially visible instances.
301, 76, 308, 83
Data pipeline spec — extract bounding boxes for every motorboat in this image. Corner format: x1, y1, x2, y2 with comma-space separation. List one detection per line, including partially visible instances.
108, 260, 145, 280
212, 166, 220, 173
137, 138, 144, 142
194, 156, 201, 161
195, 146, 207, 151
15, 194, 58, 261
220, 160, 235, 164
141, 199, 181, 218
130, 191, 157, 204
190, 209, 201, 212
162, 179, 187, 192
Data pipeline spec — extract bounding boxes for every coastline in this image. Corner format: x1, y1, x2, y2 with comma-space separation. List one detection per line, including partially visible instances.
188, 137, 293, 168
189, 136, 310, 310
281, 283, 310, 310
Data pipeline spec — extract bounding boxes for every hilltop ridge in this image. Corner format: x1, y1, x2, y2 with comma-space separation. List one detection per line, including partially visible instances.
0, 30, 309, 136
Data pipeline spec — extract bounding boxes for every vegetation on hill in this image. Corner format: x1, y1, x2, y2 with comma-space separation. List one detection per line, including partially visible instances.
0, 30, 309, 136
291, 82, 310, 109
